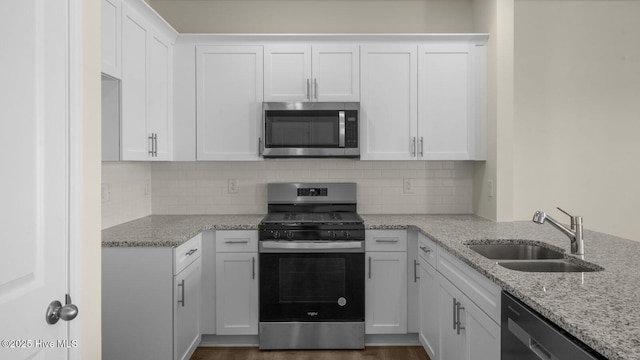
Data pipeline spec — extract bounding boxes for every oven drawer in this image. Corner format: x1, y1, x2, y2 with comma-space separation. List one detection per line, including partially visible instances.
216, 230, 258, 253
365, 230, 407, 252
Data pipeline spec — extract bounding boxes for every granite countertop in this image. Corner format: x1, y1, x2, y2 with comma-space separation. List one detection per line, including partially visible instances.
102, 214, 640, 360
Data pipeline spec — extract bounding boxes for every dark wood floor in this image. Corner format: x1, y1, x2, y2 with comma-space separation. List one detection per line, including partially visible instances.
191, 346, 430, 360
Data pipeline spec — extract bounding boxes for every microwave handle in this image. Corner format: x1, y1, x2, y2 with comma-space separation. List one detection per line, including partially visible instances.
339, 111, 346, 148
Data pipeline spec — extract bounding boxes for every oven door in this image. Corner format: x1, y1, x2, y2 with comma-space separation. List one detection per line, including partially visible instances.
259, 251, 365, 322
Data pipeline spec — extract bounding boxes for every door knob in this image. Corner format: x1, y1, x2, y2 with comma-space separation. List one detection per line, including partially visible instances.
46, 294, 78, 324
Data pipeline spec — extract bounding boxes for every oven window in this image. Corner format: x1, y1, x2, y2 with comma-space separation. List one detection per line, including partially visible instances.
265, 110, 339, 147
279, 257, 345, 303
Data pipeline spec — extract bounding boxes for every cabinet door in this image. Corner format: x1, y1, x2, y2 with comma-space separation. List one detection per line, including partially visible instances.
264, 45, 311, 102
101, 0, 121, 78
418, 43, 476, 160
215, 252, 259, 335
148, 32, 172, 160
174, 257, 201, 360
464, 297, 500, 360
419, 262, 439, 360
438, 275, 466, 360
311, 45, 360, 101
360, 45, 418, 160
365, 251, 407, 334
197, 45, 263, 161
121, 5, 149, 161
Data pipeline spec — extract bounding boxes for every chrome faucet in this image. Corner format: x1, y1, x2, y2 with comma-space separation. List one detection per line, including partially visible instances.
532, 207, 584, 256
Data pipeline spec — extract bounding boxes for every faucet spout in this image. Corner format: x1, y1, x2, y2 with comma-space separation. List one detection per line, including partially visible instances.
532, 208, 584, 256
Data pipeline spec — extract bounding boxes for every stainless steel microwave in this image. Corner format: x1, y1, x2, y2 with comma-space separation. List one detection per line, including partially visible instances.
262, 102, 359, 158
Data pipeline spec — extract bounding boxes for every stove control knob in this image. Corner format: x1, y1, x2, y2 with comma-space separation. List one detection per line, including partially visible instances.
330, 231, 337, 239
285, 231, 293, 239
343, 231, 351, 239
272, 231, 280, 239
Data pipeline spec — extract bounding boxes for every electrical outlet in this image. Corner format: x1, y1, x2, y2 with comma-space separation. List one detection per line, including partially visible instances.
102, 183, 112, 203
228, 179, 239, 194
403, 179, 414, 194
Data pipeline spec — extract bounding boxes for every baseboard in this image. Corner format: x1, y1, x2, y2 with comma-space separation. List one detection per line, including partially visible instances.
365, 333, 421, 346
198, 333, 421, 348
199, 335, 259, 347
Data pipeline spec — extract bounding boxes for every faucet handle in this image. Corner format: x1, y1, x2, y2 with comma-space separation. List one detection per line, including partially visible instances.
556, 207, 580, 229
556, 207, 573, 217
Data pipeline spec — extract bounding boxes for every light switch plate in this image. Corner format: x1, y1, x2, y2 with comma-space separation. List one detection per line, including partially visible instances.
228, 179, 239, 194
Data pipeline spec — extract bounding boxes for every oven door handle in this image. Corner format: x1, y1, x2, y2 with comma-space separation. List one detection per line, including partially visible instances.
338, 111, 346, 148
261, 240, 363, 250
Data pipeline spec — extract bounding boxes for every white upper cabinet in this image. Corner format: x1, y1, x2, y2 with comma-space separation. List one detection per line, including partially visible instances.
196, 45, 263, 161
418, 43, 484, 160
264, 45, 359, 102
361, 41, 486, 161
120, 2, 174, 161
360, 45, 418, 160
101, 0, 121, 78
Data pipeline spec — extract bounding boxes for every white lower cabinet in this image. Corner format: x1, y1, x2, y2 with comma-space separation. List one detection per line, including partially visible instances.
215, 230, 259, 335
174, 256, 202, 360
438, 273, 500, 360
417, 232, 500, 360
102, 234, 202, 360
365, 230, 408, 334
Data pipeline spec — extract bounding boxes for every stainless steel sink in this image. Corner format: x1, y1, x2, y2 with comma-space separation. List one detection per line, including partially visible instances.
467, 244, 564, 260
466, 241, 603, 273
498, 259, 601, 273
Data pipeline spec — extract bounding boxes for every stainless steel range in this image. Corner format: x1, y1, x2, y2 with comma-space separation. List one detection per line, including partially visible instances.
258, 182, 365, 350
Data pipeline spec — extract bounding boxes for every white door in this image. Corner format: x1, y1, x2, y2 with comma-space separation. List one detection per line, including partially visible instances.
148, 32, 173, 161
0, 0, 74, 359
174, 257, 202, 360
311, 45, 360, 102
418, 43, 475, 160
215, 253, 259, 335
365, 252, 407, 334
264, 45, 311, 102
360, 45, 418, 160
197, 45, 263, 161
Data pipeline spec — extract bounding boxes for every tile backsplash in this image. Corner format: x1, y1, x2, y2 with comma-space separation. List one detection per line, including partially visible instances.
102, 162, 152, 229
151, 160, 474, 215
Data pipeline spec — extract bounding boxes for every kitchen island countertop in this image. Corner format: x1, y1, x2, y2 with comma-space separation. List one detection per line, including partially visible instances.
102, 214, 640, 360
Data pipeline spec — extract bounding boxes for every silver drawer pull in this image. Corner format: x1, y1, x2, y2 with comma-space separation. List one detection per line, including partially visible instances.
186, 249, 198, 256
375, 239, 399, 243
419, 246, 432, 253
225, 239, 250, 244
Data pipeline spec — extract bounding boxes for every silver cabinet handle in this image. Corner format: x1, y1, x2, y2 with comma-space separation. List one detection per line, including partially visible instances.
456, 299, 465, 335
368, 256, 372, 279
338, 111, 346, 148
414, 259, 420, 282
376, 239, 399, 243
225, 239, 249, 244
148, 133, 154, 157
419, 246, 432, 254
314, 78, 318, 100
252, 257, 256, 279
306, 78, 310, 100
186, 248, 198, 256
411, 137, 417, 157
258, 137, 263, 156
453, 297, 457, 330
178, 279, 185, 307
420, 136, 424, 157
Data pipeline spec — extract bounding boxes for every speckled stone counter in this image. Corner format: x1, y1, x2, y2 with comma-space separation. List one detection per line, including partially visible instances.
101, 215, 263, 247
362, 214, 640, 360
102, 214, 640, 359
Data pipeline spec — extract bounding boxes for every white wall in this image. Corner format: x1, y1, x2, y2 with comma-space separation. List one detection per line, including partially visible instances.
147, 0, 474, 33
151, 160, 475, 215
514, 1, 640, 241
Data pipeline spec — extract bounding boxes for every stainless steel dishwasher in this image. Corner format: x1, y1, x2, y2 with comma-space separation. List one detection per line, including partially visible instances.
502, 292, 606, 360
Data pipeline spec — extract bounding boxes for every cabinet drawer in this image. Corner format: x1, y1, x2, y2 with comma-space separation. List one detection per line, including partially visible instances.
366, 230, 407, 252
437, 248, 501, 324
216, 230, 258, 253
418, 233, 438, 269
174, 233, 202, 275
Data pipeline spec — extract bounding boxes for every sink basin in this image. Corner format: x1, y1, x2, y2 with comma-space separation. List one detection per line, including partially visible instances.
468, 243, 564, 260
498, 259, 602, 273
